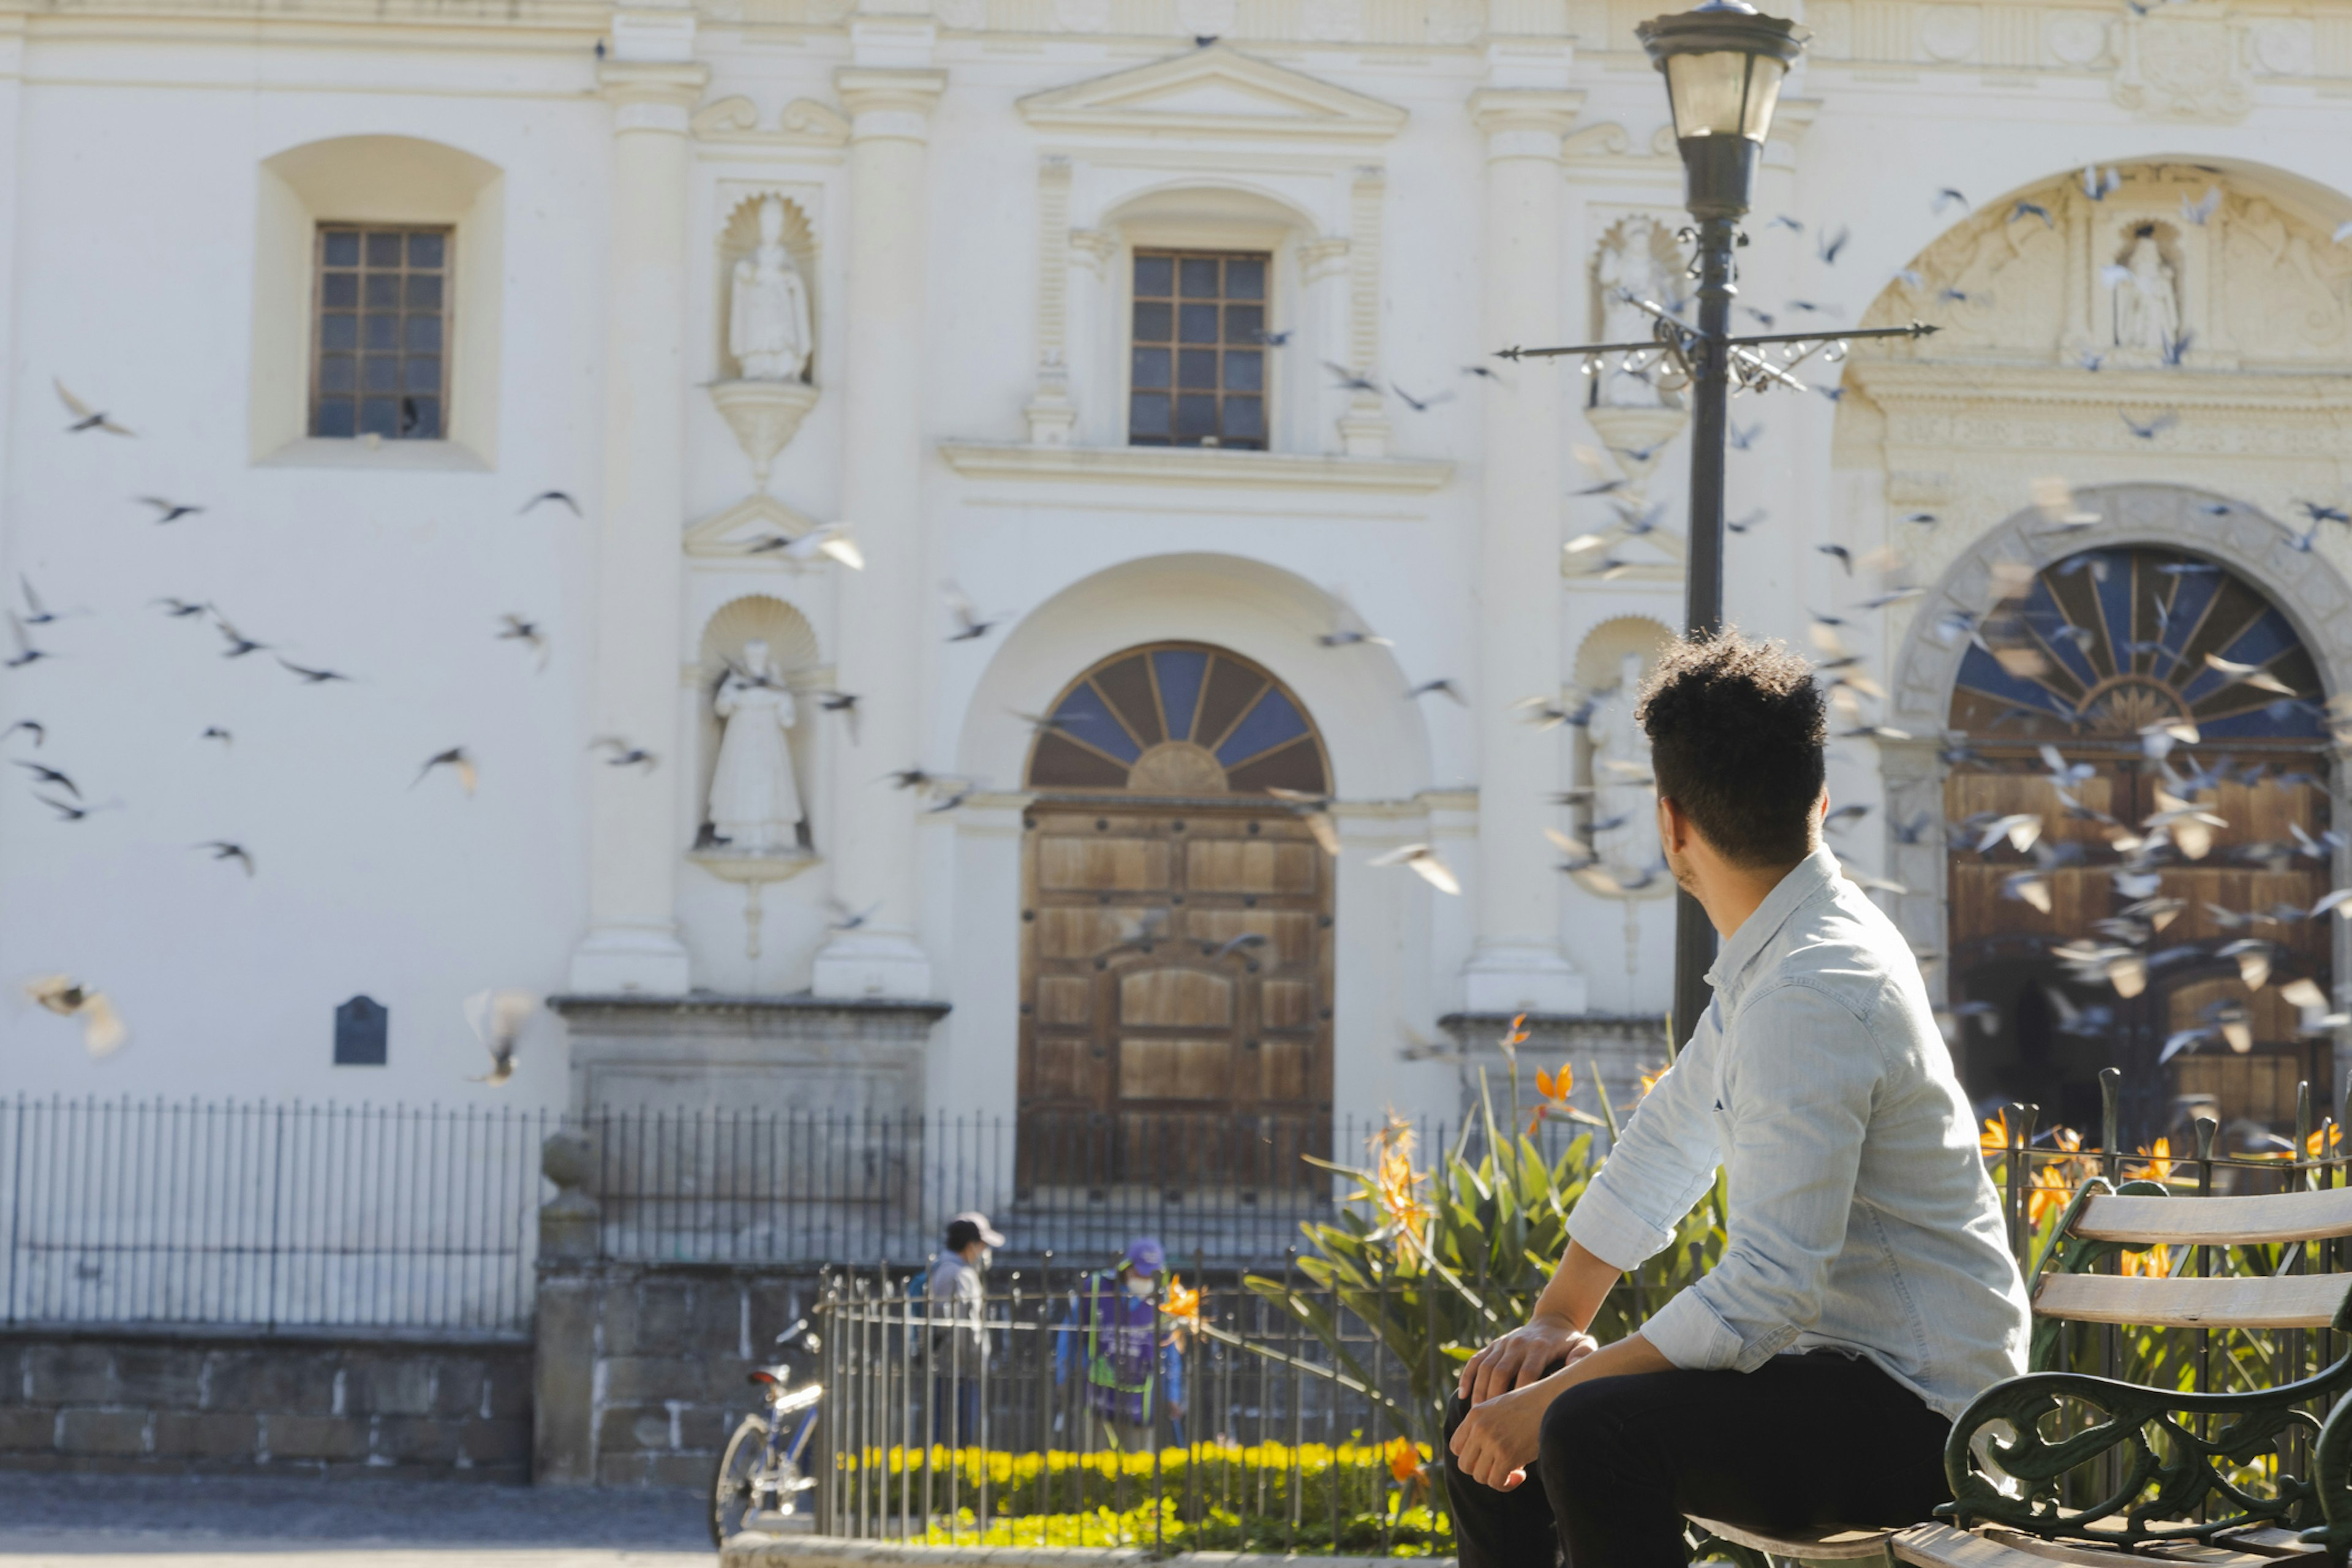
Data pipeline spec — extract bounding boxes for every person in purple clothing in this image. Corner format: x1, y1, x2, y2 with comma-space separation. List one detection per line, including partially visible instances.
1055, 1237, 1186, 1452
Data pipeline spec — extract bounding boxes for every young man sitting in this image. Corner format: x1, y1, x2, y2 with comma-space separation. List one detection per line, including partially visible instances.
1444, 631, 2030, 1567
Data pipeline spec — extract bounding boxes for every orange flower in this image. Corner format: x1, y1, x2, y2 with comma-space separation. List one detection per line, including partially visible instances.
2309, 1125, 2342, 1160
1638, 1066, 1664, 1099
1980, 1112, 2015, 1158
2026, 1161, 2073, 1227
2124, 1137, 2176, 1185
2120, 1242, 2173, 1278
1387, 1436, 1425, 1485
1368, 1116, 1432, 1242
1159, 1273, 1202, 1327
1498, 1012, 1529, 1060
1528, 1061, 1575, 1137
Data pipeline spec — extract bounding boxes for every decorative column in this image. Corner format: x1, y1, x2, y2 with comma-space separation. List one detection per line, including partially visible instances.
1464, 87, 1586, 1017
810, 66, 948, 1001
567, 53, 709, 995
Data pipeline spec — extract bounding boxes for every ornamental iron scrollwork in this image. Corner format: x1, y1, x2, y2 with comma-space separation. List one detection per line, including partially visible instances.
1938, 1177, 2352, 1561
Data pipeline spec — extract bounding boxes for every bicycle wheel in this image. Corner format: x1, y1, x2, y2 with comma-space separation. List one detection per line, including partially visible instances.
711, 1413, 772, 1548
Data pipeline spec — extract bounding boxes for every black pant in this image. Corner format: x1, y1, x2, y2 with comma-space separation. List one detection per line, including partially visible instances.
1442, 1349, 1952, 1568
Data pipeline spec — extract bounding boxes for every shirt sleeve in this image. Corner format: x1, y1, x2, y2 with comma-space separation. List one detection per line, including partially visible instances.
1564, 1023, 1724, 1272
1636, 981, 1879, 1373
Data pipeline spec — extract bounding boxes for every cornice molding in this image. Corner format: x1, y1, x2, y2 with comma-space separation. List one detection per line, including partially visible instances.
1018, 43, 1408, 143
940, 441, 1453, 492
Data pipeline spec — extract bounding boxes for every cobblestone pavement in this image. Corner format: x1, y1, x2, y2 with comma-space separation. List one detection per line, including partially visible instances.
0, 1471, 714, 1562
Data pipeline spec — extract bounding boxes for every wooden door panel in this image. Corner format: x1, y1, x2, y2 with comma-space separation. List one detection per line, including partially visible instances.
1259, 1039, 1316, 1101
1035, 976, 1093, 1027
1119, 1038, 1232, 1099
1260, 978, 1313, 1030
1118, 967, 1235, 1028
1035, 835, 1170, 892
1031, 1035, 1104, 1100
1183, 837, 1319, 895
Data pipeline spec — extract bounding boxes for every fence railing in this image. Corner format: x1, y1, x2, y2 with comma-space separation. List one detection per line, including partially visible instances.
0, 1097, 549, 1335
813, 1267, 1444, 1555
577, 1109, 1487, 1270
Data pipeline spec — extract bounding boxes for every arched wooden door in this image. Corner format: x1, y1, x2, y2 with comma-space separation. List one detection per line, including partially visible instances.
1018, 644, 1334, 1191
1943, 543, 2334, 1144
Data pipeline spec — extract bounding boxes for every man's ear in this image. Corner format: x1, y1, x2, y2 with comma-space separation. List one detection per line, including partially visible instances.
1657, 793, 1687, 853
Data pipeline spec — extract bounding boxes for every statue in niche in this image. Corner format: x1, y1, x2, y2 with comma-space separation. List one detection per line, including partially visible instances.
1587, 652, 1662, 876
2112, 232, 2182, 355
1595, 219, 1673, 407
728, 197, 814, 382
707, 641, 806, 854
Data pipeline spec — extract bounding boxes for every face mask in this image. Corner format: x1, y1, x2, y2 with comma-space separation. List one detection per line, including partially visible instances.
1125, 1273, 1153, 1297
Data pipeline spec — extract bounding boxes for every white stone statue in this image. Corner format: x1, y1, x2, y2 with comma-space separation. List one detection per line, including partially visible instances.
1588, 652, 1662, 875
707, 641, 805, 853
728, 197, 813, 382
2113, 233, 2181, 355
1596, 220, 1670, 408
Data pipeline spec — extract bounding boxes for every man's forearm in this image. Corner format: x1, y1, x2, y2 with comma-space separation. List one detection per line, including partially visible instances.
1529, 1240, 1623, 1336
1528, 1329, 1676, 1402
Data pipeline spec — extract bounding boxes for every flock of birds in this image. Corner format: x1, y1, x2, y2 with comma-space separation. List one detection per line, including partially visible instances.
24, 160, 2352, 1091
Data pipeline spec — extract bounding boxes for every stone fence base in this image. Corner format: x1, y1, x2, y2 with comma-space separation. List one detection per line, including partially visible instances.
722, 1537, 1451, 1568
0, 1324, 531, 1479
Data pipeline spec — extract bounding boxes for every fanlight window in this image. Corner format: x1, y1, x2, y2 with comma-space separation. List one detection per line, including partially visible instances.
1026, 643, 1329, 797
1951, 546, 2324, 741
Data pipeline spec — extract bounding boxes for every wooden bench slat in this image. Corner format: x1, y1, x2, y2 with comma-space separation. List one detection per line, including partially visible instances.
2072, 1188, 2352, 1246
2031, 1272, 2350, 1329
1687, 1513, 1898, 1559
1892, 1524, 2305, 1567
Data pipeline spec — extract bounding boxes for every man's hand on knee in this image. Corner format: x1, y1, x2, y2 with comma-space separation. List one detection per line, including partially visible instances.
1457, 1318, 1596, 1406
1446, 1378, 1560, 1493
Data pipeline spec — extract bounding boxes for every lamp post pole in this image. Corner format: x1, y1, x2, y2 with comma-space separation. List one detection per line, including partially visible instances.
1635, 0, 1809, 1050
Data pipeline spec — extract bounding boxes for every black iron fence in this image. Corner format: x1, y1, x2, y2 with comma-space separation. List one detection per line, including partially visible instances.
0, 1097, 549, 1334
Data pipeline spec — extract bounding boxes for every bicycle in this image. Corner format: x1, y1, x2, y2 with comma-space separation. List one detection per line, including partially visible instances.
710, 1317, 822, 1547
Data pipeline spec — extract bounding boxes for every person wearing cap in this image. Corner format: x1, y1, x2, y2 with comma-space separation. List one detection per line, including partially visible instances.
1055, 1237, 1185, 1452
926, 1210, 1002, 1444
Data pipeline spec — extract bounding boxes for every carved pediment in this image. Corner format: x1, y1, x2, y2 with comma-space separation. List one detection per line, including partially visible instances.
1858, 163, 2352, 372
684, 494, 824, 560
1017, 44, 1407, 141
692, 96, 851, 148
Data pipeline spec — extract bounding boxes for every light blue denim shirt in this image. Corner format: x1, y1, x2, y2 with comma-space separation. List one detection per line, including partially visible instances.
1566, 846, 2030, 1420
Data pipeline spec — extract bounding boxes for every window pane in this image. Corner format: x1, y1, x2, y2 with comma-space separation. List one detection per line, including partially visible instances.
323, 230, 361, 267
322, 273, 359, 309
1178, 349, 1217, 390
320, 314, 358, 351
363, 355, 399, 393
406, 274, 443, 310
315, 399, 356, 437
318, 354, 357, 394
312, 222, 453, 442
1175, 394, 1217, 440
1133, 301, 1172, 342
408, 232, 446, 268
364, 273, 400, 310
1224, 350, 1264, 392
1178, 303, 1218, 343
405, 315, 442, 353
1224, 304, 1263, 344
359, 396, 399, 435
1129, 392, 1170, 438
405, 356, 442, 393
1131, 347, 1170, 389
1223, 396, 1265, 441
1133, 254, 1174, 297
365, 231, 402, 267
1178, 257, 1219, 297
1226, 257, 1265, 300
364, 315, 398, 351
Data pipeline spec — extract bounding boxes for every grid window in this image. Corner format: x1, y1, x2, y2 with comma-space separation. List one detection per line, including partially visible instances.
311, 225, 451, 441
1128, 250, 1268, 450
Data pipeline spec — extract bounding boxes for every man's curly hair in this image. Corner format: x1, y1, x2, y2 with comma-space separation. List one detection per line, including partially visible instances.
1635, 629, 1826, 869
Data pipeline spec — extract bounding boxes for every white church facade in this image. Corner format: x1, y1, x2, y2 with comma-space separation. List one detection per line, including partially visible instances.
7, 0, 2352, 1166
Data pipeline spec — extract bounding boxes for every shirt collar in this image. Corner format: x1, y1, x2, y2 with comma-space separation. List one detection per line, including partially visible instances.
1702, 845, 1842, 998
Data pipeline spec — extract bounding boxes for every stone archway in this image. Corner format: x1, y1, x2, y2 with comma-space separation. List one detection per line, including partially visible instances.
1879, 483, 2352, 1133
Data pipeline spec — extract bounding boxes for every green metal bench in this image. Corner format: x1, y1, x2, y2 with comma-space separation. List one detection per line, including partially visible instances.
1685, 1178, 2352, 1568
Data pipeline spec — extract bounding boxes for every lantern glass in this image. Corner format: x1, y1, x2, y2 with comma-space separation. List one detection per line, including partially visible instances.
1662, 48, 1787, 140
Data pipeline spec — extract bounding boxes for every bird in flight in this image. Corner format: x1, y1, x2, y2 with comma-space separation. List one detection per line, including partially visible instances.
1817, 225, 1851, 265
1317, 590, 1392, 649
2180, 186, 2222, 226
4, 720, 43, 747
200, 726, 232, 746
18, 577, 61, 627
750, 522, 865, 570
2120, 409, 2179, 440
17, 760, 77, 798
26, 973, 128, 1056
279, 658, 353, 685
214, 614, 268, 659
1267, 786, 1342, 856
415, 748, 478, 796
2009, 200, 2055, 228
55, 380, 133, 437
137, 497, 203, 523
1407, 679, 1469, 707
465, 990, 540, 1087
152, 597, 209, 619
825, 897, 880, 932
942, 581, 1002, 643
1391, 383, 1454, 413
1934, 188, 1969, 213
498, 614, 548, 669
1369, 843, 1462, 896
1321, 361, 1379, 395
195, 840, 255, 877
884, 766, 937, 791
6, 613, 53, 669
590, 737, 658, 771
519, 491, 582, 517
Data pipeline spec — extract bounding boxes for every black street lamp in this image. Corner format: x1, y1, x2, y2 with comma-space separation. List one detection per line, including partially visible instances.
1640, 0, 1809, 1052
1496, 2, 1935, 1054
